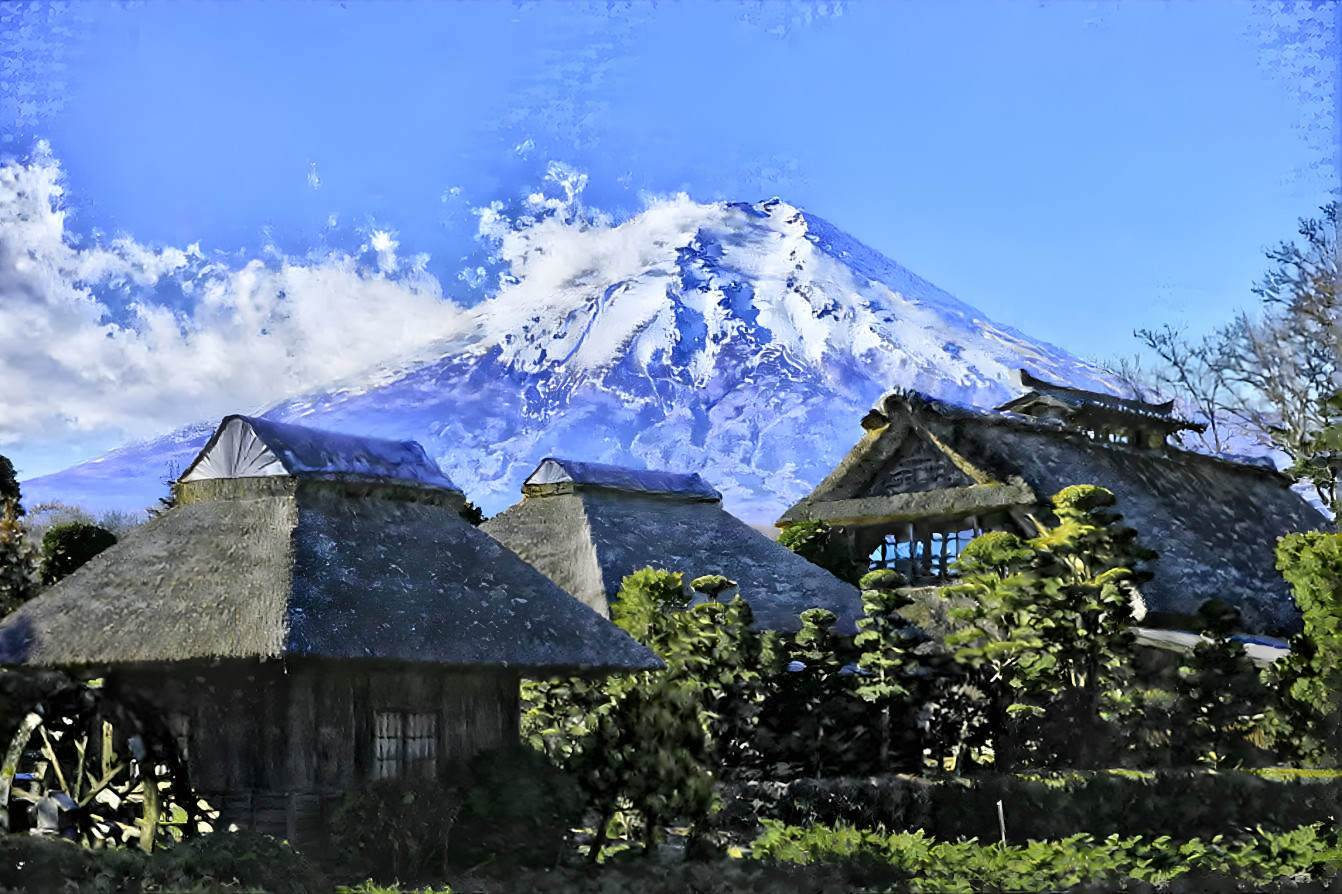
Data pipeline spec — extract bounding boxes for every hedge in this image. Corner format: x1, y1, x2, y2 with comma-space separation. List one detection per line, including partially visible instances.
718, 769, 1342, 844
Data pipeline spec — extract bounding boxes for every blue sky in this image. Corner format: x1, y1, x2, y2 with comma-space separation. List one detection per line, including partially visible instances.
0, 0, 1336, 481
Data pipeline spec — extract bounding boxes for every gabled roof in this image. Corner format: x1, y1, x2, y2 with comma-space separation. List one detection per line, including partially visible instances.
0, 420, 660, 673
523, 458, 721, 501
997, 370, 1206, 435
485, 460, 862, 633
179, 415, 458, 491
782, 391, 1330, 636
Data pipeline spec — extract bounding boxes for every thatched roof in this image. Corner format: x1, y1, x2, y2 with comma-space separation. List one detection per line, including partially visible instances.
483, 460, 863, 633
0, 423, 660, 673
780, 391, 1331, 636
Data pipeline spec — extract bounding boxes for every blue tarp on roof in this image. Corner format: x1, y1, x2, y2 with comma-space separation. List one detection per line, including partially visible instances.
525, 457, 721, 500
180, 415, 459, 490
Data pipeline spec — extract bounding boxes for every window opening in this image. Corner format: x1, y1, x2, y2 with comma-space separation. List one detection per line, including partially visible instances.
869, 518, 982, 582
374, 711, 439, 780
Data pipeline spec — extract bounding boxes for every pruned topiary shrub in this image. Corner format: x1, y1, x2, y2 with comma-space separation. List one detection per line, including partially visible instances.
449, 744, 585, 867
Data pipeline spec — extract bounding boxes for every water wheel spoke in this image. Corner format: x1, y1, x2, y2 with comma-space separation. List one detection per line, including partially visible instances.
37, 726, 71, 797
77, 761, 127, 809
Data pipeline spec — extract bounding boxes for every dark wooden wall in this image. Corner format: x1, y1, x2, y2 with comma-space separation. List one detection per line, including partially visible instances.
116, 659, 520, 848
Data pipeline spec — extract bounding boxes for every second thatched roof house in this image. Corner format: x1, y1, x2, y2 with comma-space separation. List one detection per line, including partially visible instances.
0, 415, 658, 849
778, 374, 1330, 636
481, 458, 863, 632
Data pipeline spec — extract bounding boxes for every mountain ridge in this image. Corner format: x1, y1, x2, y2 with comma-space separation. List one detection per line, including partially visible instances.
22, 197, 1123, 524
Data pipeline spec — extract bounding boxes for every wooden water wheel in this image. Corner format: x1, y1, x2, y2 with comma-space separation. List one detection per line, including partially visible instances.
0, 682, 214, 850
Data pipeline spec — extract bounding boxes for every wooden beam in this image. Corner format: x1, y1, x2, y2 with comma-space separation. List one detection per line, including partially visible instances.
782, 482, 1037, 527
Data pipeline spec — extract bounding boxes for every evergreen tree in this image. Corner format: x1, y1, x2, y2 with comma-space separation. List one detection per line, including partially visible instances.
1267, 532, 1342, 766
778, 520, 864, 585
0, 455, 23, 517
949, 486, 1153, 768
0, 498, 40, 617
40, 522, 117, 585
945, 531, 1047, 771
1170, 600, 1274, 768
854, 568, 918, 770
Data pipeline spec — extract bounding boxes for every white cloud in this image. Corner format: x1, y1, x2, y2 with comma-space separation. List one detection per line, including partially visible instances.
307, 162, 321, 190
368, 229, 399, 271
0, 152, 468, 458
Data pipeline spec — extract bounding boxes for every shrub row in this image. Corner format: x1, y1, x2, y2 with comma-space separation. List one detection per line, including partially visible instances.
719, 769, 1342, 844
751, 819, 1342, 893
0, 829, 329, 894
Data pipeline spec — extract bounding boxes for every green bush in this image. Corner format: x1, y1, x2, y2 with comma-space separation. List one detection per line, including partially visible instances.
720, 770, 1342, 846
0, 834, 142, 894
0, 829, 327, 893
328, 777, 463, 884
751, 819, 1342, 892
146, 830, 330, 893
40, 521, 116, 584
450, 744, 584, 867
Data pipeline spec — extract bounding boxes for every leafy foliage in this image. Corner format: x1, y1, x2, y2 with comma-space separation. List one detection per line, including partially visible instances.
0, 454, 23, 517
948, 486, 1153, 768
1166, 600, 1274, 768
0, 492, 40, 617
450, 744, 584, 867
328, 778, 462, 883
525, 568, 736, 861
751, 819, 1342, 891
1267, 532, 1342, 766
40, 521, 117, 584
777, 519, 864, 585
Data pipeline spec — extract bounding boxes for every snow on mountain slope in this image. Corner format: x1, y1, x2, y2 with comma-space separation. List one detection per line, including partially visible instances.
22, 197, 1122, 524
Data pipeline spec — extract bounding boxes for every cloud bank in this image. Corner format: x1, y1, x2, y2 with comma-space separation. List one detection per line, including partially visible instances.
0, 145, 469, 462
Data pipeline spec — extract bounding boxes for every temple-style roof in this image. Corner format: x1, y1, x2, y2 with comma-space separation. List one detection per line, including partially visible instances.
522, 458, 721, 501
179, 415, 458, 490
780, 390, 1330, 636
484, 460, 862, 633
0, 420, 660, 673
996, 370, 1206, 440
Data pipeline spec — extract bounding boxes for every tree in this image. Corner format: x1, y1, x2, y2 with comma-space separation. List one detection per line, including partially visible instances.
40, 522, 117, 585
528, 567, 733, 861
948, 486, 1153, 768
0, 454, 38, 616
945, 531, 1048, 771
0, 455, 23, 517
0, 498, 40, 617
853, 569, 919, 770
1132, 324, 1237, 453
1267, 532, 1342, 767
147, 461, 182, 519
1131, 204, 1341, 514
778, 520, 864, 586
1169, 599, 1274, 768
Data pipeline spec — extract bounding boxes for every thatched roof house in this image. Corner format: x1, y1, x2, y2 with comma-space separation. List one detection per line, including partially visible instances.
0, 416, 658, 847
778, 379, 1330, 636
482, 458, 863, 633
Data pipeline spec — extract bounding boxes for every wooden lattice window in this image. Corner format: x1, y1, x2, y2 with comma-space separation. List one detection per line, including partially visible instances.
374, 711, 439, 780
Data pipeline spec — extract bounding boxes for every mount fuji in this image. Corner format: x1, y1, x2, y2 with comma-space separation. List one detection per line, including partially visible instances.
22, 197, 1123, 524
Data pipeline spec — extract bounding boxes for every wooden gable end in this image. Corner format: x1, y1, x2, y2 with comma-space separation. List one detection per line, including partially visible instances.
867, 434, 975, 496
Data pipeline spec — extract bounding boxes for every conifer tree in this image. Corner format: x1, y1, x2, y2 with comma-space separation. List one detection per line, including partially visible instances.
1268, 532, 1342, 766
949, 486, 1154, 768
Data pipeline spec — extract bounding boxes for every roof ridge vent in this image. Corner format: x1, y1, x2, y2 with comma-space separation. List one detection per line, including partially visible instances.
523, 457, 721, 501
179, 415, 459, 491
